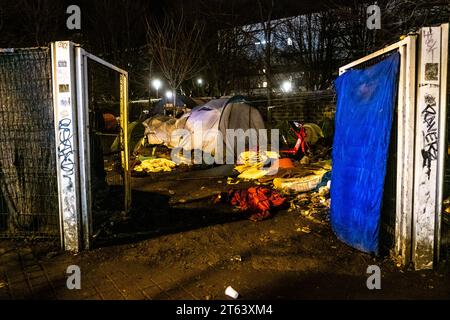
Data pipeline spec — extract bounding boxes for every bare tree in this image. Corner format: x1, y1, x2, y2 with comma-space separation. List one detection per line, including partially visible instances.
381, 0, 449, 41
146, 12, 205, 104
86, 0, 150, 99
255, 0, 277, 105
212, 25, 258, 96
14, 0, 63, 46
281, 12, 339, 90
331, 0, 449, 62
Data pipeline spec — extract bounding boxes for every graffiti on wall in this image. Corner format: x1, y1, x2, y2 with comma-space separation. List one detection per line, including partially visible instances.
420, 94, 438, 180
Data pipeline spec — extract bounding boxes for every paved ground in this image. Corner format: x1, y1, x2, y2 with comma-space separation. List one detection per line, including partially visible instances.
1, 206, 449, 300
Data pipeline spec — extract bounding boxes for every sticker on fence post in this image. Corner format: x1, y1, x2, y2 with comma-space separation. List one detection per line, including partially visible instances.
51, 41, 82, 252
412, 27, 442, 270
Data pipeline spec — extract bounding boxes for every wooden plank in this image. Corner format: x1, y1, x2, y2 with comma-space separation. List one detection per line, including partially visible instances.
339, 38, 409, 75
394, 36, 417, 266
394, 43, 408, 263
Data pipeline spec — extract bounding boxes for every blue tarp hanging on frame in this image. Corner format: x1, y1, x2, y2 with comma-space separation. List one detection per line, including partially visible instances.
331, 53, 400, 254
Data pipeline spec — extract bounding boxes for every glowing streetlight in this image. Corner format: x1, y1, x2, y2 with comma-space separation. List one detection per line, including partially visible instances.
281, 80, 292, 93
151, 79, 162, 98
165, 90, 173, 99
197, 78, 203, 86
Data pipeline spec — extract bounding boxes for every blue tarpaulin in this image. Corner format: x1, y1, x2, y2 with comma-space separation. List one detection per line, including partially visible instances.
331, 53, 400, 254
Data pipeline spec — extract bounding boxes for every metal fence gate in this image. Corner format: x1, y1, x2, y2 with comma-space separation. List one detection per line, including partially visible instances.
0, 42, 131, 250
51, 41, 130, 252
0, 47, 59, 239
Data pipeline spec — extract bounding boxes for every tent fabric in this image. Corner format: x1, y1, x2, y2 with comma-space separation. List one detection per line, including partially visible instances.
331, 53, 400, 254
219, 102, 266, 157
144, 115, 183, 147
151, 95, 198, 115
179, 99, 227, 154
142, 97, 265, 157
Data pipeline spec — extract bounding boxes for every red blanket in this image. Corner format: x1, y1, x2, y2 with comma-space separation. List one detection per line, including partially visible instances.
230, 187, 286, 221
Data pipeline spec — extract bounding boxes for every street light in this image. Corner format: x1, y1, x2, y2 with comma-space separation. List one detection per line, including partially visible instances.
151, 79, 162, 98
281, 80, 292, 93
196, 78, 204, 97
165, 90, 173, 99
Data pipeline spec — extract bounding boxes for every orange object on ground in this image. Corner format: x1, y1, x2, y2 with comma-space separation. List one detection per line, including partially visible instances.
230, 187, 286, 221
273, 158, 294, 169
103, 113, 118, 131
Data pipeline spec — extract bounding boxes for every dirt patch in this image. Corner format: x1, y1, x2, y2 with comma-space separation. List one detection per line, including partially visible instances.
3, 168, 449, 300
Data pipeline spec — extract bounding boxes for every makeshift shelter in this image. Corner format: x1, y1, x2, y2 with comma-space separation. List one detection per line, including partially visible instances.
143, 97, 266, 158
151, 95, 198, 116
331, 53, 400, 255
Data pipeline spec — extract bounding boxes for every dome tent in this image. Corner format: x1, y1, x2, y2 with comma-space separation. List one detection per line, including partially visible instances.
143, 96, 266, 159
151, 95, 198, 116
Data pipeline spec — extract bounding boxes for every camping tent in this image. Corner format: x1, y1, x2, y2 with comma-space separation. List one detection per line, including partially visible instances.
151, 95, 198, 116
143, 97, 265, 158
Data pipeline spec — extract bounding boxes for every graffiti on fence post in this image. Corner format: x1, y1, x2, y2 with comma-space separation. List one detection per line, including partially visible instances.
52, 41, 81, 252
412, 26, 442, 270
58, 118, 75, 176
420, 94, 438, 180
57, 115, 79, 250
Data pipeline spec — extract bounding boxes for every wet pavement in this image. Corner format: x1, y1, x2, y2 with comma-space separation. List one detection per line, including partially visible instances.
1, 206, 449, 300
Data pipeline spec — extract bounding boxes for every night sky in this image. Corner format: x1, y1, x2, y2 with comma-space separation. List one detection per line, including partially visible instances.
0, 0, 357, 49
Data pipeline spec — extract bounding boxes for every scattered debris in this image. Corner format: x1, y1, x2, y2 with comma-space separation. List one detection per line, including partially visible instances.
230, 255, 242, 262
225, 286, 239, 299
227, 177, 240, 185
287, 181, 331, 226
444, 196, 450, 214
273, 175, 323, 193
272, 158, 295, 169
237, 167, 269, 180
235, 151, 279, 180
134, 158, 177, 173
300, 156, 310, 165
296, 226, 311, 233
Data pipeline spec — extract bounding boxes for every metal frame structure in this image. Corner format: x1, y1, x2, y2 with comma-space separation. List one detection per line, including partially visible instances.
339, 23, 449, 270
51, 41, 130, 252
